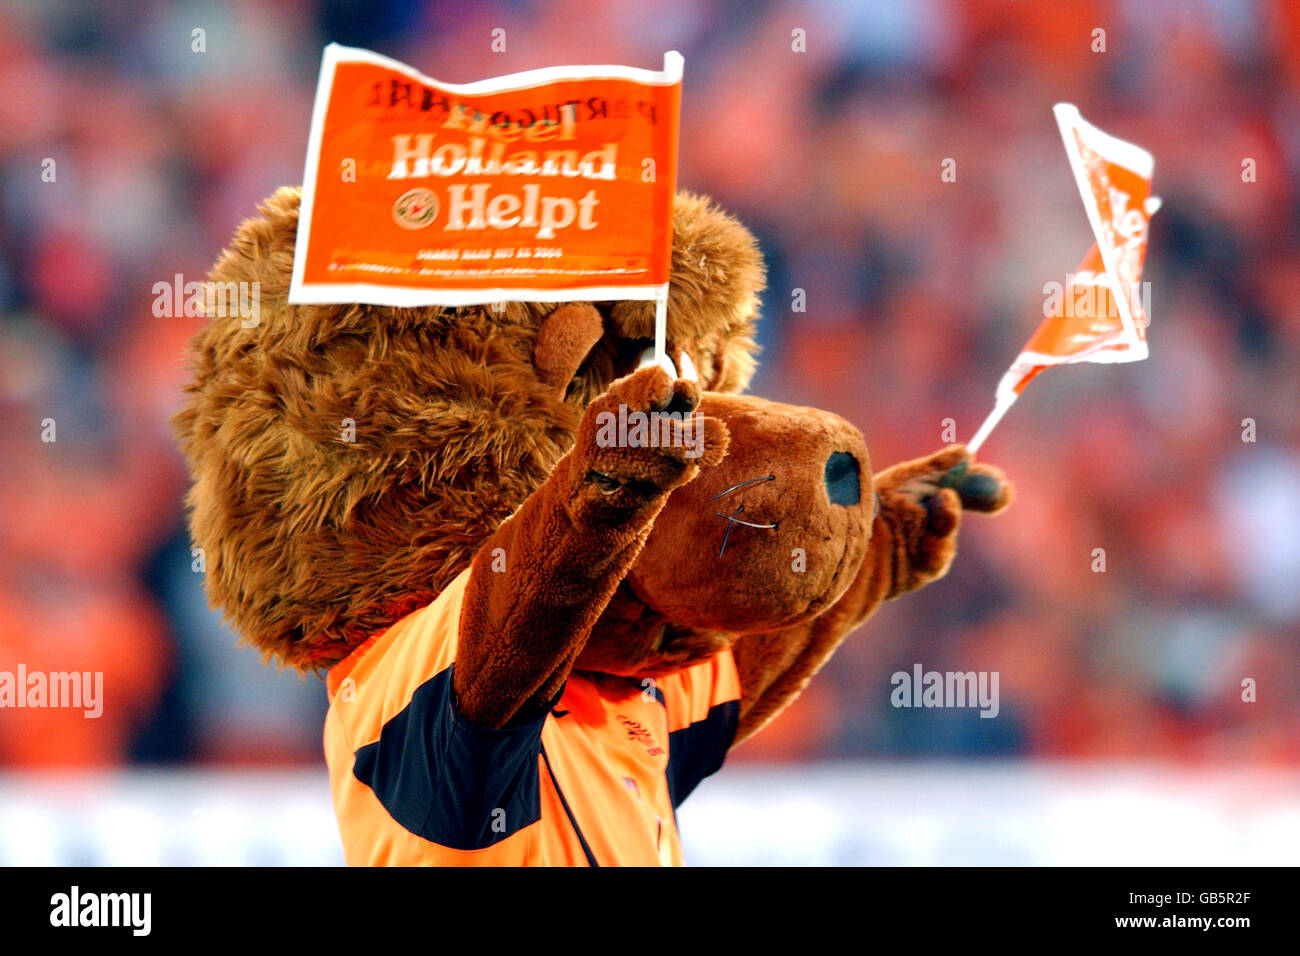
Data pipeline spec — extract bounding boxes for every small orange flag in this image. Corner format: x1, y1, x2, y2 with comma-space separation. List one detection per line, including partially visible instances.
968, 104, 1161, 452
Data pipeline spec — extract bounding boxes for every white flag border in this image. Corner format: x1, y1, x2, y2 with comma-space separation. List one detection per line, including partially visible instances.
288, 43, 683, 308
994, 339, 1149, 405
289, 281, 666, 307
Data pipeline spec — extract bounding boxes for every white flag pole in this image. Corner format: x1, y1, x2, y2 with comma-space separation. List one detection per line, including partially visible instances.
967, 393, 1017, 454
653, 285, 668, 366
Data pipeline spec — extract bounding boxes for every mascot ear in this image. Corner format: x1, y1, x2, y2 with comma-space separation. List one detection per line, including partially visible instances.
533, 302, 605, 396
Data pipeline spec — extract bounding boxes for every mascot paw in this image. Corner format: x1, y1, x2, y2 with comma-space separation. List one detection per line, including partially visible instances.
874, 444, 1013, 591
571, 365, 730, 516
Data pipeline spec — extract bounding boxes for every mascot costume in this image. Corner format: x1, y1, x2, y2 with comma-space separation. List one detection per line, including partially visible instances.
174, 185, 1013, 866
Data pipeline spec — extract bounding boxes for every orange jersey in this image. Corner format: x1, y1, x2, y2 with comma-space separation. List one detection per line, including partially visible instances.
323, 568, 741, 866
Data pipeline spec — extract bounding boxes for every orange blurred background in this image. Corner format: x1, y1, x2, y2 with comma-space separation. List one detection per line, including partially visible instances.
1, 0, 1297, 783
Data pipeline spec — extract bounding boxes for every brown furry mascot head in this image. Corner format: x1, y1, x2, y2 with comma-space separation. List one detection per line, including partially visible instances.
173, 186, 767, 672
174, 185, 1009, 742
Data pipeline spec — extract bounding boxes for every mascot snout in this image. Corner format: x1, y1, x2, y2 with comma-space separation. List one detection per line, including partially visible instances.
628, 394, 875, 633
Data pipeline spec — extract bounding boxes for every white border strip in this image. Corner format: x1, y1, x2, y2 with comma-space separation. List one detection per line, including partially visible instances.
290, 281, 666, 307
1053, 103, 1153, 178
1013, 341, 1149, 370
288, 44, 344, 305
994, 339, 1148, 408
319, 43, 684, 93
289, 45, 682, 307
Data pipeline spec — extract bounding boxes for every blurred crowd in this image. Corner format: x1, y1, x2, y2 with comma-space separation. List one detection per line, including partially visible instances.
1, 0, 1297, 768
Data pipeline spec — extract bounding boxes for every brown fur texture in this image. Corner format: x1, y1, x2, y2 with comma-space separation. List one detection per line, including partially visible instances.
173, 187, 763, 671
174, 184, 1012, 743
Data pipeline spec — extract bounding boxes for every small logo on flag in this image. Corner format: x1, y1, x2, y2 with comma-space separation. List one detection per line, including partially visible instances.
392, 187, 438, 229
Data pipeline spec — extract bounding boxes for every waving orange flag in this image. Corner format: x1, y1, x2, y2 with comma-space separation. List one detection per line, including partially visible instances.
289, 44, 683, 359
968, 104, 1161, 452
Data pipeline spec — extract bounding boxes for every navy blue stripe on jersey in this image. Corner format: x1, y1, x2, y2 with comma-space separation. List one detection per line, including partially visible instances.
541, 746, 599, 867
352, 663, 549, 851
665, 698, 740, 808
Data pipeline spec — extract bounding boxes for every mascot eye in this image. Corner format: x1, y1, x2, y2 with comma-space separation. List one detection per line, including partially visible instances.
637, 345, 678, 379
589, 471, 621, 494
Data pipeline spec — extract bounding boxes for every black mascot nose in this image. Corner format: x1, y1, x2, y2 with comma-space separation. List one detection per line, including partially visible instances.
823, 451, 860, 506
